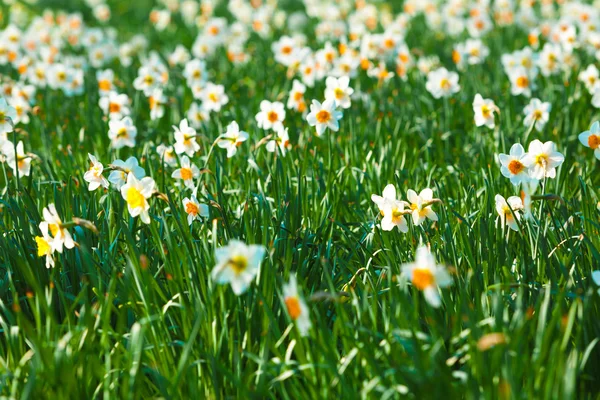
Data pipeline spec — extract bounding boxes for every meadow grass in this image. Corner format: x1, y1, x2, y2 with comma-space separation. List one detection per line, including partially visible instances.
0, 0, 600, 398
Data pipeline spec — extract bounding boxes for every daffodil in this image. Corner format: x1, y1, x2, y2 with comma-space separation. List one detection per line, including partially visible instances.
99, 91, 130, 120
324, 76, 354, 109
407, 188, 439, 226
499, 144, 530, 186
0, 97, 17, 135
108, 157, 145, 189
2, 140, 32, 177
401, 245, 452, 308
211, 239, 266, 295
156, 144, 178, 167
108, 116, 137, 149
495, 194, 524, 231
84, 153, 109, 191
472, 94, 497, 129
523, 98, 551, 132
217, 121, 248, 158
578, 121, 600, 160
173, 118, 200, 157
171, 155, 200, 189
371, 184, 409, 233
282, 275, 311, 336
425, 67, 460, 99
306, 99, 343, 136
120, 173, 156, 224
182, 196, 209, 225
41, 204, 75, 252
522, 140, 564, 180
35, 222, 55, 269
265, 126, 290, 156
255, 100, 286, 131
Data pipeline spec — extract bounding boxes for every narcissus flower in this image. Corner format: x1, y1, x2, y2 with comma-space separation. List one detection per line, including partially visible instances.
508, 67, 535, 97
108, 157, 145, 189
41, 204, 75, 252
157, 144, 178, 167
401, 245, 452, 308
186, 102, 210, 129
472, 94, 497, 129
407, 188, 439, 226
171, 155, 200, 189
3, 140, 32, 177
522, 140, 564, 180
495, 194, 524, 231
201, 82, 229, 112
84, 153, 109, 191
182, 196, 209, 225
108, 116, 137, 149
499, 144, 530, 186
173, 119, 200, 156
306, 99, 343, 136
35, 222, 55, 269
425, 67, 460, 99
255, 100, 286, 131
211, 239, 266, 295
99, 91, 130, 120
578, 121, 600, 160
0, 97, 17, 135
217, 121, 248, 158
371, 184, 409, 233
523, 98, 551, 132
265, 126, 290, 156
324, 76, 354, 109
287, 79, 307, 112
282, 275, 311, 336
120, 173, 156, 224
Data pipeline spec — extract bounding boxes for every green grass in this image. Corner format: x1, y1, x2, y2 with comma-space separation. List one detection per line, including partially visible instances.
1, 0, 600, 398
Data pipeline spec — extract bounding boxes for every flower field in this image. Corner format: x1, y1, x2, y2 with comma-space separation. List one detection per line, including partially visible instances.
1, 0, 600, 398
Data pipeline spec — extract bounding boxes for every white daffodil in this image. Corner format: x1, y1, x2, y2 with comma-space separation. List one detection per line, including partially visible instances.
108, 157, 146, 190
495, 194, 524, 231
401, 245, 452, 308
287, 79, 306, 112
523, 98, 551, 132
120, 173, 156, 224
35, 223, 56, 269
499, 143, 530, 186
84, 153, 109, 191
371, 184, 409, 233
578, 121, 600, 160
522, 140, 564, 180
217, 121, 248, 158
173, 118, 200, 157
3, 140, 32, 177
306, 99, 343, 136
407, 188, 438, 226
108, 116, 137, 149
99, 91, 130, 120
211, 239, 266, 295
201, 82, 229, 112
425, 67, 460, 99
41, 204, 75, 252
0, 97, 17, 135
182, 196, 209, 225
282, 275, 311, 336
324, 76, 354, 109
255, 100, 286, 131
472, 94, 497, 129
171, 155, 200, 189
157, 144, 178, 167
265, 126, 290, 156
